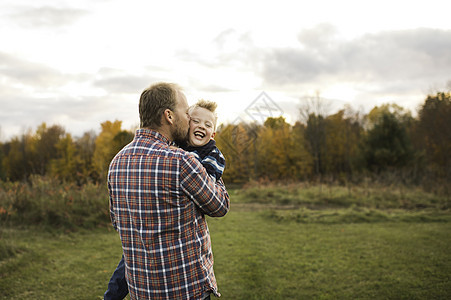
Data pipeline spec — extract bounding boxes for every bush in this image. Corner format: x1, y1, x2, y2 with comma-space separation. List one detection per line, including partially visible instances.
0, 176, 110, 230
232, 180, 449, 210
261, 207, 451, 224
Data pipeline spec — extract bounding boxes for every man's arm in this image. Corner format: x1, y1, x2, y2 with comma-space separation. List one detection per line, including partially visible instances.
108, 180, 118, 231
180, 154, 229, 217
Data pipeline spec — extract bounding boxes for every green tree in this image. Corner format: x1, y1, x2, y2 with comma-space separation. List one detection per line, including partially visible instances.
30, 123, 66, 176
112, 130, 134, 153
292, 122, 314, 179
305, 114, 327, 177
365, 103, 412, 130
414, 92, 451, 181
361, 111, 414, 173
0, 142, 5, 181
2, 136, 27, 181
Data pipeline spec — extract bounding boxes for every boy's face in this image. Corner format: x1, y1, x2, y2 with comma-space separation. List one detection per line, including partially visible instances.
188, 107, 216, 147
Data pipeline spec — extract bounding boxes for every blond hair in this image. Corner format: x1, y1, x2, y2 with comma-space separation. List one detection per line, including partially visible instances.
189, 99, 218, 128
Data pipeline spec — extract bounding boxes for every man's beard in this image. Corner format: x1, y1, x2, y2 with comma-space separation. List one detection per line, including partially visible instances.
172, 121, 189, 148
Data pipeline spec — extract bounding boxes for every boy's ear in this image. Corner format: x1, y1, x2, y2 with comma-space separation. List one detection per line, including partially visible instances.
164, 109, 174, 125
211, 132, 216, 139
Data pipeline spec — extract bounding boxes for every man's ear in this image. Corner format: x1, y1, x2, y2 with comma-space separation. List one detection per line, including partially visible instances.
164, 109, 174, 125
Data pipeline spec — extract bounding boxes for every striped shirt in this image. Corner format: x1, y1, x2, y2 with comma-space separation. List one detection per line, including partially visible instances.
183, 139, 225, 181
108, 129, 230, 299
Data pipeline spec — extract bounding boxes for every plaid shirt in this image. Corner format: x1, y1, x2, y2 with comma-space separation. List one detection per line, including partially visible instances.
108, 129, 230, 300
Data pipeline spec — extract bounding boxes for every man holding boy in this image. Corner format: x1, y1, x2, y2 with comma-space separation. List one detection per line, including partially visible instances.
107, 82, 229, 300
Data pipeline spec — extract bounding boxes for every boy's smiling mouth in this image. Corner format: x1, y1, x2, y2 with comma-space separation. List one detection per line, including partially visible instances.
194, 131, 205, 139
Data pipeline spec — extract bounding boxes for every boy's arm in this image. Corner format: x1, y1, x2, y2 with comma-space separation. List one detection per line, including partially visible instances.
196, 146, 225, 181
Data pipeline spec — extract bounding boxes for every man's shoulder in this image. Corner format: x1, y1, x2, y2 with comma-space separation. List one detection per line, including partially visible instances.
173, 147, 200, 162
110, 140, 175, 168
173, 148, 204, 170
148, 145, 200, 165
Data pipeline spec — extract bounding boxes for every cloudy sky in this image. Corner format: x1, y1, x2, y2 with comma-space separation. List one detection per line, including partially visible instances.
1, 0, 450, 141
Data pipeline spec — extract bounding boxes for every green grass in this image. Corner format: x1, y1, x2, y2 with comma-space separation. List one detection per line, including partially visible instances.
1, 207, 450, 299
0, 226, 124, 299
230, 183, 450, 210
209, 209, 451, 299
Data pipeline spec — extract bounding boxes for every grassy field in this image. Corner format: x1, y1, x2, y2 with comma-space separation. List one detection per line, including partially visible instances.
209, 208, 451, 299
0, 182, 451, 300
1, 183, 450, 299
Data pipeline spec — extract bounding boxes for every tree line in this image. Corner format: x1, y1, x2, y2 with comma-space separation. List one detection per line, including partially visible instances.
1, 92, 449, 194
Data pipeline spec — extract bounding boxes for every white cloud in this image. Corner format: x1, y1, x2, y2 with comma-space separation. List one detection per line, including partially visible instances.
0, 0, 450, 141
6, 6, 88, 28
261, 28, 451, 85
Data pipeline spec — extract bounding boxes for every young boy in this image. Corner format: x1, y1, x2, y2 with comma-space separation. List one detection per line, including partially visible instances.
104, 99, 225, 300
183, 99, 225, 181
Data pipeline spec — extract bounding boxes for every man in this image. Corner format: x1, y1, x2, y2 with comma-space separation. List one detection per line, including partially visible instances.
108, 82, 230, 299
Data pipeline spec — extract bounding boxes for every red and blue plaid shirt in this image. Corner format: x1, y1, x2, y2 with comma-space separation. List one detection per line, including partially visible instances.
108, 129, 230, 299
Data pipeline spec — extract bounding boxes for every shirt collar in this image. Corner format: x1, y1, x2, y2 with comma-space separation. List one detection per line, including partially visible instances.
135, 128, 173, 146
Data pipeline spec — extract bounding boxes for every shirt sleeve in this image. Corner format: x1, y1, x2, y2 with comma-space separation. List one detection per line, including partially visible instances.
202, 146, 226, 181
180, 153, 230, 217
108, 180, 118, 231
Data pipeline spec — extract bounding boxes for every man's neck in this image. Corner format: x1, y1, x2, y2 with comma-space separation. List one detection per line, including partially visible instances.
145, 125, 173, 143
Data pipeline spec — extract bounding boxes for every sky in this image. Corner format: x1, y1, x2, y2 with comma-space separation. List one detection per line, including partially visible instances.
1, 0, 450, 141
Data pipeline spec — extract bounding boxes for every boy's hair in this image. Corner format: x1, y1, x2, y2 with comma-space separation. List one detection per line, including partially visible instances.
189, 99, 218, 129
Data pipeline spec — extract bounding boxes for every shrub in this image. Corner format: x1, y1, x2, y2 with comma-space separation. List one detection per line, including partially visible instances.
0, 176, 110, 230
232, 180, 449, 210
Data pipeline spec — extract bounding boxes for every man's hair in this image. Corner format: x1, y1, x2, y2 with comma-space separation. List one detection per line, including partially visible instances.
139, 82, 181, 128
189, 99, 218, 128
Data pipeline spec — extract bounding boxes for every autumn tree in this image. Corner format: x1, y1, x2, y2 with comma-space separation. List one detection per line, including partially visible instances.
49, 133, 81, 182
92, 120, 133, 182
324, 109, 363, 181
216, 122, 258, 184
256, 117, 312, 180
75, 131, 98, 183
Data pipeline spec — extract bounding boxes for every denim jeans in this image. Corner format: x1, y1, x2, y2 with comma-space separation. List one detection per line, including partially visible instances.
104, 255, 212, 300
104, 255, 129, 300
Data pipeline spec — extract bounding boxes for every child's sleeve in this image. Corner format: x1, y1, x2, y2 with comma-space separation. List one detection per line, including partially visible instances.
201, 146, 226, 181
